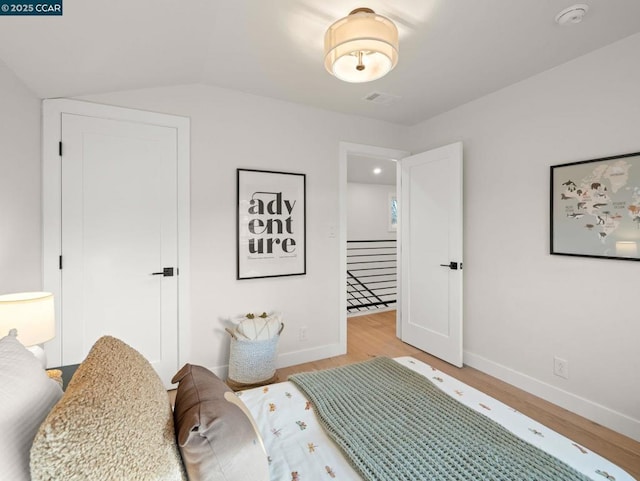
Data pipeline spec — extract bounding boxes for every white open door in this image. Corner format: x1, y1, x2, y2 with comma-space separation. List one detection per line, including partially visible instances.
399, 142, 463, 367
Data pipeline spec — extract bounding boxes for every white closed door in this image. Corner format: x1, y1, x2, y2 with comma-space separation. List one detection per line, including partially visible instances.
60, 113, 179, 385
399, 142, 463, 367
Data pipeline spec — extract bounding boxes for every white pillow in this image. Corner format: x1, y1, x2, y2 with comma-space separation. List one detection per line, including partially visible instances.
236, 313, 282, 340
0, 330, 62, 481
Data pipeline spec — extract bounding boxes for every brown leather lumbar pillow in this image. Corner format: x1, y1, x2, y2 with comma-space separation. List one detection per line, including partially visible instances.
172, 364, 269, 481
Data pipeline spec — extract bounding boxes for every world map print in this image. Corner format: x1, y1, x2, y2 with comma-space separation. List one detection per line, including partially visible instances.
552, 154, 640, 258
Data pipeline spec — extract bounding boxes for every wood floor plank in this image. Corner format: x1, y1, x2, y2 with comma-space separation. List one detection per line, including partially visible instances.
275, 310, 640, 479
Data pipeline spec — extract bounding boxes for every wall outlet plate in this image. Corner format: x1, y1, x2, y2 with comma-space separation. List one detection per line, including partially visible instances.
554, 356, 569, 379
299, 326, 307, 341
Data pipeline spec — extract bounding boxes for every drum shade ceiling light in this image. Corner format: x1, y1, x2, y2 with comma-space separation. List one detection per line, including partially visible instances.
324, 8, 399, 83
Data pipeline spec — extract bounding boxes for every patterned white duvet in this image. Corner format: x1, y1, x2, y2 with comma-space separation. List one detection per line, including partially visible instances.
238, 356, 635, 481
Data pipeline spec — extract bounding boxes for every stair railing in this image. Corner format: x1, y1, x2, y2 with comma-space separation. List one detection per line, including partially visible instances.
347, 239, 397, 313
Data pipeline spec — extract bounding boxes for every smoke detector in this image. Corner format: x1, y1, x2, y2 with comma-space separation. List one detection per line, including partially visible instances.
555, 4, 589, 25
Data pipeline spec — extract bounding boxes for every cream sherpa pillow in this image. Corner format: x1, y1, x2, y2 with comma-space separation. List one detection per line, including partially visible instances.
30, 336, 186, 481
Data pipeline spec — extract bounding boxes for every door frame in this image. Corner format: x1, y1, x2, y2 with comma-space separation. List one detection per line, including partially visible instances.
42, 99, 191, 368
339, 142, 409, 352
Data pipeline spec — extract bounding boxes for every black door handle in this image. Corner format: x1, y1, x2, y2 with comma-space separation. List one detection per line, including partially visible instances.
439, 262, 459, 270
151, 267, 174, 277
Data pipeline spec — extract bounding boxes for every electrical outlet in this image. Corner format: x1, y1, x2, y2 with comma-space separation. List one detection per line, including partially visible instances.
554, 357, 569, 379
299, 326, 307, 341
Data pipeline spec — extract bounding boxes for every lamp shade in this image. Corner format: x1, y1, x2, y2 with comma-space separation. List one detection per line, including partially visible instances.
615, 241, 638, 258
0, 292, 55, 346
324, 8, 399, 83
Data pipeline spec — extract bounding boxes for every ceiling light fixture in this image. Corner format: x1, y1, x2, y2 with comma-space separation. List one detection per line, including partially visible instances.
324, 8, 399, 83
373, 167, 382, 175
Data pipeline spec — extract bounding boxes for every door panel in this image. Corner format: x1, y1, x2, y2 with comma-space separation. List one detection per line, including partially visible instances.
400, 142, 463, 367
61, 113, 178, 385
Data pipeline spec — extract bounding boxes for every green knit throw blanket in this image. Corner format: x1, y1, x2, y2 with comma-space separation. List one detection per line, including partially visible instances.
289, 357, 591, 481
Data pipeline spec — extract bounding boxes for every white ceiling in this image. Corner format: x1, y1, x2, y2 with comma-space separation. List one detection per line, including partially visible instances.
1, 1, 639, 125
348, 155, 397, 186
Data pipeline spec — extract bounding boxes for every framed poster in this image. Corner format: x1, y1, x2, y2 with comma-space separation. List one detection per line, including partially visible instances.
550, 151, 640, 261
237, 169, 306, 279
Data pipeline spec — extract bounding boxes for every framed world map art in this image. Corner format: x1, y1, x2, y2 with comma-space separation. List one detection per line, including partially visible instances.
550, 151, 640, 261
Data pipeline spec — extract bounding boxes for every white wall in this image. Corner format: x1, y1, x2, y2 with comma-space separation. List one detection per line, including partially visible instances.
407, 33, 640, 440
2, 30, 637, 441
347, 183, 396, 241
79, 84, 406, 374
0, 60, 41, 295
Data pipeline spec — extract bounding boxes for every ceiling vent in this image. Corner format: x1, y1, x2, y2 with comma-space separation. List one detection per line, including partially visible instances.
363, 91, 400, 105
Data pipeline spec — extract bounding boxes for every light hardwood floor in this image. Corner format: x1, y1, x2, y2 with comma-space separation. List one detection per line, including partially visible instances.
275, 310, 640, 479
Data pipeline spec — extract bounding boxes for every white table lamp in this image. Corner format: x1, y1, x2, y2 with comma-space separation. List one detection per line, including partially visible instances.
615, 241, 638, 258
0, 292, 55, 367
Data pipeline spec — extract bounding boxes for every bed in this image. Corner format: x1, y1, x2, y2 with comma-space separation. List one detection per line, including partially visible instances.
4, 330, 634, 481
239, 356, 635, 481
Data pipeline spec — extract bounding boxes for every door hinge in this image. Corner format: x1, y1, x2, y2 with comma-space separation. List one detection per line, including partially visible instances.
59, 255, 63, 270
58, 141, 62, 157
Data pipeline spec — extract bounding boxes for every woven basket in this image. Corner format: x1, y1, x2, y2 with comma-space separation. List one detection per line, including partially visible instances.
226, 323, 284, 388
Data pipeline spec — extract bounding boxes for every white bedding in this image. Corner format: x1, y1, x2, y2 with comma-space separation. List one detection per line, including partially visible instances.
239, 356, 635, 481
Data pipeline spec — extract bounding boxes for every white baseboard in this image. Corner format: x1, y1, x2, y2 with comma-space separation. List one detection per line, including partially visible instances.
206, 365, 228, 380
464, 351, 640, 442
207, 342, 346, 384
348, 307, 395, 318
277, 342, 345, 369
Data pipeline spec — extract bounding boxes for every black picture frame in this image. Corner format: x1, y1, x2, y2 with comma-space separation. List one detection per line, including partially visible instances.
237, 168, 307, 279
550, 151, 640, 261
